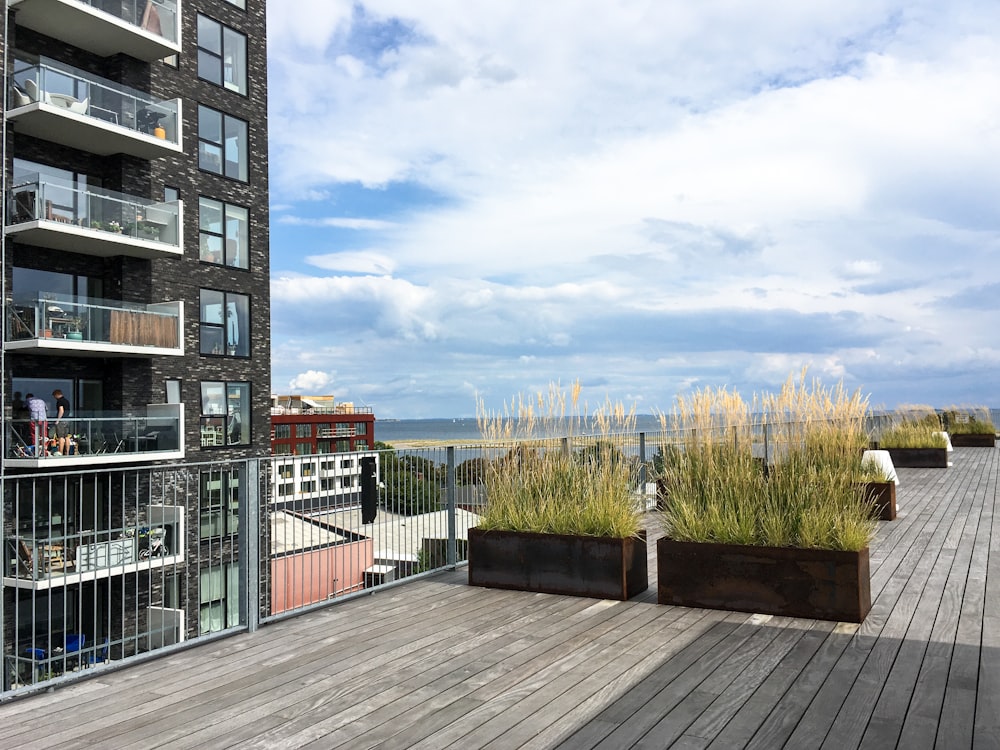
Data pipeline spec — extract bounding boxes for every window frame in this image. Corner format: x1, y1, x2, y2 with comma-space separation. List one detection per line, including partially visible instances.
199, 196, 249, 269
199, 381, 251, 448
199, 288, 250, 358
198, 104, 248, 182
197, 14, 248, 96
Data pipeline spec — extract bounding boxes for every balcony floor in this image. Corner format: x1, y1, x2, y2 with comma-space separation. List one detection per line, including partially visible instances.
1, 448, 998, 748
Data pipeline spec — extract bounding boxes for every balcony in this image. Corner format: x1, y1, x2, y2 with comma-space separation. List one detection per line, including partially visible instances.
6, 293, 184, 357
6, 175, 183, 259
8, 0, 181, 62
8, 58, 182, 159
3, 505, 185, 592
5, 403, 185, 468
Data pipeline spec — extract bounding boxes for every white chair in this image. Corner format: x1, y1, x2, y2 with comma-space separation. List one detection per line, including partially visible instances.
24, 79, 39, 102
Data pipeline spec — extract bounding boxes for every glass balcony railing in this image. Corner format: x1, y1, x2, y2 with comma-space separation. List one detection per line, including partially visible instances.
7, 174, 182, 257
8, 0, 181, 61
6, 403, 184, 463
9, 58, 182, 156
7, 293, 182, 353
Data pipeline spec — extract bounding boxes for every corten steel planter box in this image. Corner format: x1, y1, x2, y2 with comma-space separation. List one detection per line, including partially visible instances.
657, 538, 872, 623
949, 433, 996, 448
885, 447, 948, 468
861, 481, 896, 521
468, 527, 648, 600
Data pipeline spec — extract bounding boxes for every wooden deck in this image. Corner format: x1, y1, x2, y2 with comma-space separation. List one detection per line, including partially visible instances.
2, 447, 998, 748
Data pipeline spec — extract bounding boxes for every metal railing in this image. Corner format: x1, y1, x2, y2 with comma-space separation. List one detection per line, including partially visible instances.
10, 57, 180, 144
7, 293, 181, 350
8, 173, 182, 247
76, 0, 180, 43
6, 405, 183, 460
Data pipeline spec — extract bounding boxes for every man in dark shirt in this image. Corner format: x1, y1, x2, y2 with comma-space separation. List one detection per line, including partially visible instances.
52, 389, 71, 455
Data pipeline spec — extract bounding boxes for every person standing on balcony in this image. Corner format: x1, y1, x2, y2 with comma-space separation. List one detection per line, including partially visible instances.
52, 389, 71, 455
25, 393, 47, 452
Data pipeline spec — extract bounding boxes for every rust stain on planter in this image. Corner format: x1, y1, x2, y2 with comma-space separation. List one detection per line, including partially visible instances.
657, 538, 871, 623
468, 527, 648, 600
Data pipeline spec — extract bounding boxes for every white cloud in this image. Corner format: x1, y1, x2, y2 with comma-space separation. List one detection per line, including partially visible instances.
288, 370, 333, 392
304, 251, 397, 275
279, 216, 396, 230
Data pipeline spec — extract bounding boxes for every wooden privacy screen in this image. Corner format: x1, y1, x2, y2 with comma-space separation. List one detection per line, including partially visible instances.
109, 310, 177, 348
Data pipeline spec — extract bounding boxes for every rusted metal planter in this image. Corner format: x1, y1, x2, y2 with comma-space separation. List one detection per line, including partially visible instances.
950, 434, 996, 448
468, 527, 648, 600
657, 538, 871, 623
861, 481, 897, 521
885, 447, 948, 468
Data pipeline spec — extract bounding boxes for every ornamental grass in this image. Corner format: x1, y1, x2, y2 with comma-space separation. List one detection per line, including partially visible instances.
878, 404, 947, 448
942, 405, 997, 435
657, 370, 877, 552
475, 381, 643, 538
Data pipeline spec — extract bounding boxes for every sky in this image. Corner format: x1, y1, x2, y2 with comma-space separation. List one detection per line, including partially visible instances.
265, 1, 1000, 418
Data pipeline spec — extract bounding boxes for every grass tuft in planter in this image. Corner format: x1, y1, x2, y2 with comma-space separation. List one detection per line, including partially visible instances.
475, 381, 643, 538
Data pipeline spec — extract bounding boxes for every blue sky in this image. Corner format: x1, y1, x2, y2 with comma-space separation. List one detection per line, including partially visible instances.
265, 1, 1000, 418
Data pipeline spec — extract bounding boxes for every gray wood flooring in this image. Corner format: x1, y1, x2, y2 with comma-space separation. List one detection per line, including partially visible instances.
0, 447, 996, 748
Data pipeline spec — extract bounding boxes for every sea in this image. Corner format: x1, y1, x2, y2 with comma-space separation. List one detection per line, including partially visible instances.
374, 415, 666, 444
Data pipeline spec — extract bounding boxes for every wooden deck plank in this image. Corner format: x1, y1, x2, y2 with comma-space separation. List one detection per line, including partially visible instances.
783, 460, 966, 749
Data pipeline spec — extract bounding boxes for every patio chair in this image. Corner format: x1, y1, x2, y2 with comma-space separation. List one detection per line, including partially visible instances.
87, 638, 109, 665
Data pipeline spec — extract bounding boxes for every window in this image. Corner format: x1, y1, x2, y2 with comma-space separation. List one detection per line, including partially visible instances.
278, 464, 293, 479
301, 462, 316, 477
342, 476, 354, 489
199, 563, 240, 634
200, 381, 250, 447
321, 478, 334, 491
198, 105, 248, 181
200, 289, 249, 357
296, 442, 312, 455
274, 424, 291, 439
300, 481, 316, 493
341, 459, 354, 469
356, 440, 369, 450
199, 197, 248, 268
198, 15, 248, 95
278, 483, 294, 496
164, 186, 179, 203
295, 424, 311, 438
274, 444, 292, 455
165, 379, 181, 404
223, 0, 246, 9
316, 440, 331, 454
336, 440, 350, 453
355, 422, 368, 435
199, 469, 240, 538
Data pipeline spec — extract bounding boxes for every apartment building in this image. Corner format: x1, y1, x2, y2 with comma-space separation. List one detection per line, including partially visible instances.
1, 0, 270, 687
270, 395, 377, 511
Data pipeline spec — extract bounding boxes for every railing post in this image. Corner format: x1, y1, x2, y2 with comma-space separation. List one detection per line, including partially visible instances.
639, 432, 646, 499
241, 458, 260, 633
447, 446, 457, 568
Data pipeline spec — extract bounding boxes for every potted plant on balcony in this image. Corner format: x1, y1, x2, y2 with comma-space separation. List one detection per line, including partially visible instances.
656, 372, 877, 623
65, 319, 83, 341
943, 406, 996, 448
468, 381, 648, 601
877, 405, 949, 467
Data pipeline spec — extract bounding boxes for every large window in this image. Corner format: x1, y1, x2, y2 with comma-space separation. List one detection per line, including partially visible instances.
274, 424, 291, 439
199, 469, 240, 538
200, 381, 250, 447
223, 0, 246, 8
197, 15, 247, 95
199, 563, 240, 634
198, 105, 248, 181
199, 197, 248, 268
200, 289, 249, 357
